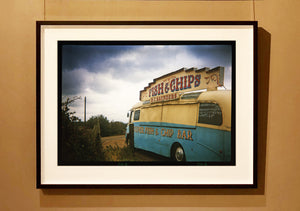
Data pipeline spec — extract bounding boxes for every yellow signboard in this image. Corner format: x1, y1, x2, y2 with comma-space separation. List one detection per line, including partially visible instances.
140, 66, 224, 102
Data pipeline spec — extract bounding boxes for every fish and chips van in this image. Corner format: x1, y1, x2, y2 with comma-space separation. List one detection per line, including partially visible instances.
126, 66, 232, 163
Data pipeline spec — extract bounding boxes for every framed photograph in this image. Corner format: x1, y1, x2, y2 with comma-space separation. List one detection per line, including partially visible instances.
37, 21, 257, 188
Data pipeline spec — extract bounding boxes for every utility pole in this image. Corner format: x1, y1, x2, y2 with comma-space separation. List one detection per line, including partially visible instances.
84, 96, 86, 122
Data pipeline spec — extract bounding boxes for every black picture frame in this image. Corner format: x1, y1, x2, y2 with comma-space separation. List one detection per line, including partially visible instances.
36, 21, 257, 188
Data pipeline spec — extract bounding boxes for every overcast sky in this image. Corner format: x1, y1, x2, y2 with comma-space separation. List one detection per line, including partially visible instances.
61, 44, 232, 123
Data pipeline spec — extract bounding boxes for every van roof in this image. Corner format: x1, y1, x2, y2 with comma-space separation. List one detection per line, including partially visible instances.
197, 90, 231, 104
131, 90, 231, 110
131, 90, 231, 129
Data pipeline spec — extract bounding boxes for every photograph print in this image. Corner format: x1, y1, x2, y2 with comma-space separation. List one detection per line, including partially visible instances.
58, 41, 235, 166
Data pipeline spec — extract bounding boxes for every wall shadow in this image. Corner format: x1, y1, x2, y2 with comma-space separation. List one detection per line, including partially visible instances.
40, 27, 271, 208
255, 27, 271, 198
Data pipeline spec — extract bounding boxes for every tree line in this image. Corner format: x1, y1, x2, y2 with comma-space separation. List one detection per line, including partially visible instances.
59, 97, 126, 164
86, 115, 126, 137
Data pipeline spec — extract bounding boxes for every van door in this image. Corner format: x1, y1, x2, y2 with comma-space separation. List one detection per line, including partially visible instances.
133, 105, 162, 154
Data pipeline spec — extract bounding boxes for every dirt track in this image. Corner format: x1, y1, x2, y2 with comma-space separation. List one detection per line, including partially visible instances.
101, 135, 170, 161
101, 135, 126, 148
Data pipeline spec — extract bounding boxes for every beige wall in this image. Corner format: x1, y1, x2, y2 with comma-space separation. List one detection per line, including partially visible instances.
0, 0, 299, 210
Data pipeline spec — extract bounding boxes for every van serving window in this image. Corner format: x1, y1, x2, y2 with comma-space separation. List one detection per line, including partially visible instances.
198, 103, 222, 125
134, 110, 141, 121
181, 92, 201, 100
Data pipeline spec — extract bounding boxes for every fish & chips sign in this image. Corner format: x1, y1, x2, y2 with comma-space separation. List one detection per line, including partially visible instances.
140, 66, 224, 103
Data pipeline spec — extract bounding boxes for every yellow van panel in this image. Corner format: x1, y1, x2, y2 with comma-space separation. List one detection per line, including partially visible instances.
139, 106, 162, 123
197, 91, 231, 129
162, 104, 198, 126
132, 90, 231, 131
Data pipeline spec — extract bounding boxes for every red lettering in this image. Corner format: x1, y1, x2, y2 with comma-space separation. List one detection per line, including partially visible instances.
195, 74, 201, 87
184, 76, 187, 89
177, 130, 182, 139
158, 82, 164, 95
176, 77, 184, 91
170, 79, 176, 92
188, 75, 194, 88
165, 82, 169, 93
211, 74, 219, 85
161, 128, 165, 136
187, 130, 193, 141
182, 130, 187, 139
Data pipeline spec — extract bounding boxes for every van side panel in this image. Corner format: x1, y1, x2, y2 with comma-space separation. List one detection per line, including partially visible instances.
133, 122, 162, 155
184, 127, 231, 162
133, 121, 231, 162
223, 131, 232, 161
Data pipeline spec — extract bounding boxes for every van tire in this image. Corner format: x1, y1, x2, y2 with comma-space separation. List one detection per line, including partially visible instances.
171, 143, 185, 162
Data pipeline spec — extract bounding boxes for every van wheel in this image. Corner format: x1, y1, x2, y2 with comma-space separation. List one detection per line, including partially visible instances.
172, 144, 185, 162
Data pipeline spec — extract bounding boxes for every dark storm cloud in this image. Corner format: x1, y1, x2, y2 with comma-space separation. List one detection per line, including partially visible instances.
62, 44, 174, 78
61, 45, 136, 95
186, 45, 232, 68
62, 44, 232, 75
62, 68, 113, 95
61, 45, 133, 72
99, 46, 184, 79
61, 44, 232, 95
62, 69, 85, 95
